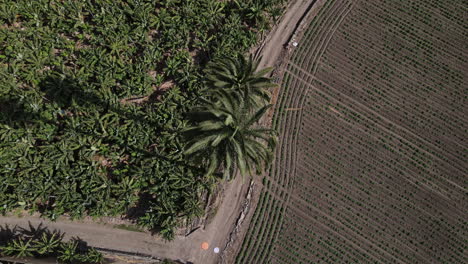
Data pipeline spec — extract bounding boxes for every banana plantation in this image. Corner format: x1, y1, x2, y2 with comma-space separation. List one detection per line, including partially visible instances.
0, 0, 283, 240
0, 223, 103, 263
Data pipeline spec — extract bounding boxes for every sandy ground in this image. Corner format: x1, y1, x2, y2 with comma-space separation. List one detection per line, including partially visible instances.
0, 1, 317, 263
0, 176, 248, 264
0, 177, 246, 264
256, 0, 317, 71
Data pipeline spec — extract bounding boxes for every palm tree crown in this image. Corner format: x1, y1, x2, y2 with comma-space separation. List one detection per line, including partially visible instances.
183, 99, 276, 180
204, 54, 276, 108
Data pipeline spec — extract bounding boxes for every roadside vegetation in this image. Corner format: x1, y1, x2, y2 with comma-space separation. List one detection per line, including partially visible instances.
0, 0, 284, 240
0, 224, 103, 263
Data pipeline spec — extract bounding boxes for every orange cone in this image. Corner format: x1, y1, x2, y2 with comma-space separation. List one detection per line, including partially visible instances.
201, 242, 209, 250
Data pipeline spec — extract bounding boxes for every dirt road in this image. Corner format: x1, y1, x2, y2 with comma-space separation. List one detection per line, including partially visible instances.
0, 176, 247, 263
0, 1, 316, 263
256, 0, 316, 71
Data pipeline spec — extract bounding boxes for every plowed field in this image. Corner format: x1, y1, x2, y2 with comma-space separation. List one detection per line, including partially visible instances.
236, 0, 467, 263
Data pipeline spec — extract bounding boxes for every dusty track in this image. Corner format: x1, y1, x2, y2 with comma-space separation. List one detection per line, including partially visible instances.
0, 1, 318, 263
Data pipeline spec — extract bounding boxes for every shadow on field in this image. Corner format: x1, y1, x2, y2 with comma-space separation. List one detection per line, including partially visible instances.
0, 74, 204, 235
0, 97, 50, 127
0, 74, 174, 128
38, 75, 154, 125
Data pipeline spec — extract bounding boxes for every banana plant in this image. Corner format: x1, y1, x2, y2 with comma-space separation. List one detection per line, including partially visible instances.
5, 238, 35, 258
33, 233, 61, 256
82, 248, 104, 264
0, 0, 285, 240
57, 241, 79, 263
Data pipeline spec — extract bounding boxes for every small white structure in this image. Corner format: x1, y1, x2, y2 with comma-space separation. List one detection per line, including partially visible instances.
292, 42, 298, 47
214, 247, 220, 253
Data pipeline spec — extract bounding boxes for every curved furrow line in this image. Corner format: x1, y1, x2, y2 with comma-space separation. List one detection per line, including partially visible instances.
295, 0, 353, 72
293, 0, 347, 67
263, 2, 359, 263
286, 67, 467, 189
249, 73, 311, 263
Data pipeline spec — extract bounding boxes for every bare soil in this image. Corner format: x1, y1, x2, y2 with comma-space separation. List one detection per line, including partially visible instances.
246, 0, 467, 263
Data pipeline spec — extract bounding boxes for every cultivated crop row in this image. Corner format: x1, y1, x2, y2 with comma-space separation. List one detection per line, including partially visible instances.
315, 0, 466, 183
239, 0, 467, 263
236, 68, 308, 263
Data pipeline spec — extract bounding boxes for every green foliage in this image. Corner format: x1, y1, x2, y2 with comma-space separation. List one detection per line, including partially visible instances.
2, 238, 35, 258
184, 56, 277, 180
83, 248, 104, 264
33, 233, 61, 255
0, 225, 103, 263
113, 224, 145, 233
204, 54, 276, 108
161, 259, 178, 264
0, 0, 285, 238
57, 241, 79, 263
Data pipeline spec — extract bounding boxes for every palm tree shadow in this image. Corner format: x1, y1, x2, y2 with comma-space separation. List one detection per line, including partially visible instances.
0, 74, 180, 149
1, 75, 205, 236
37, 75, 169, 128
0, 96, 49, 127
0, 224, 18, 245
39, 75, 97, 109
0, 75, 96, 127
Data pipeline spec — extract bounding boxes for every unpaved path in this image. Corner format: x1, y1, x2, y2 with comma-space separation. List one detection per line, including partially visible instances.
256, 0, 318, 71
0, 176, 246, 264
0, 1, 317, 263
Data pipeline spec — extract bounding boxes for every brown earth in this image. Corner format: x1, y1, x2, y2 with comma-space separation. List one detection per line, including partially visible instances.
238, 0, 467, 263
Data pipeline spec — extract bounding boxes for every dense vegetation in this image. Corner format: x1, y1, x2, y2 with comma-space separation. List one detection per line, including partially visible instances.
0, 224, 103, 263
0, 0, 284, 240
184, 55, 277, 180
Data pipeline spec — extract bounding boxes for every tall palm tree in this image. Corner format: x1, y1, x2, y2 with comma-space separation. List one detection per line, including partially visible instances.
183, 99, 276, 180
204, 54, 276, 109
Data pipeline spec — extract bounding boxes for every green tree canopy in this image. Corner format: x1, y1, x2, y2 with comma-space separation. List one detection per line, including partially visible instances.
204, 55, 276, 108
183, 99, 276, 180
